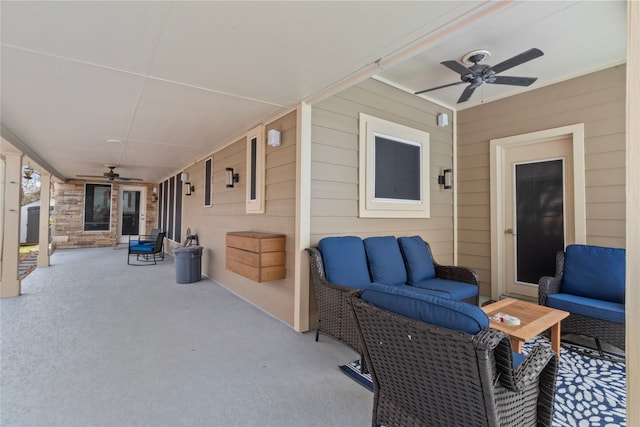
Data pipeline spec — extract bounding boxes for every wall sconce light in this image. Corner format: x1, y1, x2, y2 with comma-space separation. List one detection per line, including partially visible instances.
438, 168, 453, 189
185, 182, 194, 195
225, 168, 239, 188
436, 112, 449, 127
267, 129, 281, 147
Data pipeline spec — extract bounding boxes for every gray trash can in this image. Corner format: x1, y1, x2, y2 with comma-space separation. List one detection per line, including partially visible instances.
174, 246, 203, 284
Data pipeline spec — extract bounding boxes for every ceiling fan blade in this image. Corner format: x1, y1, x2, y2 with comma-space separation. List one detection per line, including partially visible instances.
76, 175, 106, 178
488, 76, 538, 86
457, 85, 477, 103
441, 60, 473, 77
415, 81, 465, 95
486, 48, 543, 75
117, 177, 143, 181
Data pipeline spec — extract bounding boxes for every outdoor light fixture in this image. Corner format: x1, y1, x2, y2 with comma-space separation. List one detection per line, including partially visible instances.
438, 168, 453, 190
267, 129, 281, 147
185, 182, 194, 196
226, 167, 239, 188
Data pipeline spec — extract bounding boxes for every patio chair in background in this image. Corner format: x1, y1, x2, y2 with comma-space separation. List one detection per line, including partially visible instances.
138, 228, 165, 260
128, 231, 165, 265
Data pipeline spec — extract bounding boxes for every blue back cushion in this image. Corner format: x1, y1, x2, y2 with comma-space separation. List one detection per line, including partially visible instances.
318, 236, 371, 289
364, 236, 407, 286
397, 236, 436, 283
562, 244, 625, 303
360, 283, 489, 334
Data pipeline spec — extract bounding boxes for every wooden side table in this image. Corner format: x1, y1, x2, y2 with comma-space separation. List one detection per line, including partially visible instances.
481, 298, 569, 359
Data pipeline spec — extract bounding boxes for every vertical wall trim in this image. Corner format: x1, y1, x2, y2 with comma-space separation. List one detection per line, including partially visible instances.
452, 109, 458, 265
626, 1, 639, 423
294, 102, 312, 332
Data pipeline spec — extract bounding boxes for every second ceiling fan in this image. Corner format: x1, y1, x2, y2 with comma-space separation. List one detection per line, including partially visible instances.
76, 166, 142, 182
415, 48, 544, 104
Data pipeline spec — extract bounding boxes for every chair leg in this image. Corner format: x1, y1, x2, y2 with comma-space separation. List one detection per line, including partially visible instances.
595, 337, 604, 357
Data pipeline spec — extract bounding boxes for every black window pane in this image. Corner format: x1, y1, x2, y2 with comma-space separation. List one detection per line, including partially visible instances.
84, 183, 111, 231
374, 136, 421, 201
515, 160, 564, 284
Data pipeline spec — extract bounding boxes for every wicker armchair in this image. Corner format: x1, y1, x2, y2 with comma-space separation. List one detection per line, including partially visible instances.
350, 294, 558, 427
306, 247, 363, 355
538, 247, 625, 351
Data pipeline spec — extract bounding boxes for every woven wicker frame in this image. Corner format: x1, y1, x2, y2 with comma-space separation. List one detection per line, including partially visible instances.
538, 250, 625, 351
306, 240, 480, 354
350, 295, 558, 427
307, 247, 364, 355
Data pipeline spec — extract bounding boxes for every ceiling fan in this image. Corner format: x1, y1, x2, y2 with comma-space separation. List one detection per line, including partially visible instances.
76, 166, 142, 182
415, 48, 544, 104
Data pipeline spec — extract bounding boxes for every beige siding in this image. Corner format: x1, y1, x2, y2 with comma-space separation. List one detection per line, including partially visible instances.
457, 65, 626, 295
310, 78, 455, 260
180, 111, 297, 327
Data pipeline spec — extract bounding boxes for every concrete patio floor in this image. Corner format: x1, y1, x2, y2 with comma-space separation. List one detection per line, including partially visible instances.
1, 246, 372, 426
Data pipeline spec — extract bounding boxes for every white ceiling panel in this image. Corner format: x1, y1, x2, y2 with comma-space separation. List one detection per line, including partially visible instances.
128, 78, 281, 148
148, 1, 483, 105
1, 47, 145, 137
119, 139, 207, 169
0, 1, 171, 74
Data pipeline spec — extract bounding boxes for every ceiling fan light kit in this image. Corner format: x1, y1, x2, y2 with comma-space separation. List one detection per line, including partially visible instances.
415, 48, 544, 104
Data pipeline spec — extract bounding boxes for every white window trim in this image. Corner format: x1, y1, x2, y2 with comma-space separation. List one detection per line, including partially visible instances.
358, 113, 430, 218
246, 125, 265, 214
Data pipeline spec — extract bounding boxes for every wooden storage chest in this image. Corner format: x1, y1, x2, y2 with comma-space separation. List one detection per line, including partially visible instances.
226, 232, 286, 282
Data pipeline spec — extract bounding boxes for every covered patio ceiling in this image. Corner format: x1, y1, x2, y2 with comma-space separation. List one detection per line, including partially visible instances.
0, 1, 627, 183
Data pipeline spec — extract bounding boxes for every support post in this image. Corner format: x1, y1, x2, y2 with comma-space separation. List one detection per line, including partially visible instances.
37, 172, 51, 267
1, 150, 22, 298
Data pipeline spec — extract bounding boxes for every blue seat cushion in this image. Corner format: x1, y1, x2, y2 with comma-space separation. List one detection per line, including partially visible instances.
397, 236, 436, 284
360, 283, 489, 335
546, 293, 624, 324
130, 244, 154, 252
562, 244, 625, 304
412, 278, 478, 301
318, 236, 371, 289
370, 282, 455, 300
364, 236, 407, 286
512, 351, 526, 369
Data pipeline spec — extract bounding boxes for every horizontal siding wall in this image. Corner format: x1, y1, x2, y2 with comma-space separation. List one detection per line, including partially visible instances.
180, 111, 297, 327
310, 78, 455, 261
457, 65, 626, 296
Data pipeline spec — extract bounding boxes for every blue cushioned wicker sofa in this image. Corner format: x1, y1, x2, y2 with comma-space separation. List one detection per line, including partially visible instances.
538, 244, 626, 351
306, 235, 479, 354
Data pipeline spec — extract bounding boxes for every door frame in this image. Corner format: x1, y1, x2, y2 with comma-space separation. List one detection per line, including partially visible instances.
489, 124, 587, 300
118, 185, 147, 243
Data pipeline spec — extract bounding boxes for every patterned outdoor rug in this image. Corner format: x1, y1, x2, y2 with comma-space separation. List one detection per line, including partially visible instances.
340, 336, 626, 426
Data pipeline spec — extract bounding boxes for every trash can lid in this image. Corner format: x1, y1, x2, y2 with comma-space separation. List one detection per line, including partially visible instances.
173, 245, 202, 254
